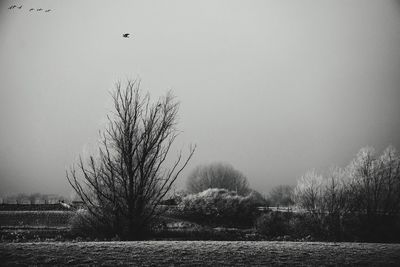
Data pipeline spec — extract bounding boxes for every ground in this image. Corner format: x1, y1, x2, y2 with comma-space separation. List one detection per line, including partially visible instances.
1, 241, 400, 266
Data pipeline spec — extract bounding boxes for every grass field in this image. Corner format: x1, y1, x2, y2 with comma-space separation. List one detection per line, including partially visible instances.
1, 241, 400, 266
0, 210, 75, 227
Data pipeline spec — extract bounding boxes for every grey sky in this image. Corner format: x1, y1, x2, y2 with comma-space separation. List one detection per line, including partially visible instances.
1, 0, 400, 197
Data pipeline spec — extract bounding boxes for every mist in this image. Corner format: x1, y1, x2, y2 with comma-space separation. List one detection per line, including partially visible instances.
0, 0, 399, 197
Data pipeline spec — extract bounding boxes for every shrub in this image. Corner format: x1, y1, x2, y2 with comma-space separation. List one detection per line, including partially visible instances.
186, 163, 250, 196
178, 188, 259, 228
255, 211, 326, 240
288, 213, 326, 240
69, 209, 121, 239
255, 212, 290, 237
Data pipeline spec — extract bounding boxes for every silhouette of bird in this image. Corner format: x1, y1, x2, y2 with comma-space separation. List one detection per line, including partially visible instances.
122, 33, 130, 38
17, 5, 22, 9
8, 5, 16, 9
45, 9, 51, 12
37, 8, 43, 11
29, 8, 34, 11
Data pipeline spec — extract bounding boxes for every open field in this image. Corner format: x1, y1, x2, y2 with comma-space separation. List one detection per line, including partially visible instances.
1, 241, 400, 266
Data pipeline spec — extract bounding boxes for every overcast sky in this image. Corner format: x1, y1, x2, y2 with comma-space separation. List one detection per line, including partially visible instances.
1, 0, 400, 197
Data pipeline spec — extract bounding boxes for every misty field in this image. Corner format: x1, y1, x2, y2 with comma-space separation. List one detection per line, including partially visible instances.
1, 241, 400, 266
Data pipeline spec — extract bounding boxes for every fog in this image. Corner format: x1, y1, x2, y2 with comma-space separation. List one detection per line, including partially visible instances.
1, 0, 399, 197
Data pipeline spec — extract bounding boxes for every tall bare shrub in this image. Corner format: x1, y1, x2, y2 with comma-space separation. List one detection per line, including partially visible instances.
67, 80, 195, 239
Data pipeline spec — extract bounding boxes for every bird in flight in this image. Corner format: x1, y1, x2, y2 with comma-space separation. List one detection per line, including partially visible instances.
37, 8, 43, 11
29, 8, 34, 11
17, 5, 22, 9
45, 9, 51, 12
122, 33, 130, 38
8, 5, 17, 9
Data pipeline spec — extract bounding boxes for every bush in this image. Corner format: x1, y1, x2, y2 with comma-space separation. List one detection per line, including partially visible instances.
186, 163, 250, 196
341, 214, 400, 243
288, 213, 326, 240
69, 209, 122, 239
178, 188, 259, 228
255, 211, 326, 240
255, 212, 290, 237
255, 210, 400, 242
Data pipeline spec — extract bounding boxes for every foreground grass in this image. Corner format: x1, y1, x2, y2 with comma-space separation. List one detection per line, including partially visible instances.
1, 241, 400, 266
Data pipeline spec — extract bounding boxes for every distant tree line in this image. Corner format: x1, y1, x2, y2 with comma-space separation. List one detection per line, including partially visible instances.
0, 193, 66, 204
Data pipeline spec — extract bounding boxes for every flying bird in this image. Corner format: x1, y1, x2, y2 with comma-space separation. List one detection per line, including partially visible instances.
8, 5, 16, 9
37, 8, 43, 11
45, 9, 51, 12
122, 33, 130, 38
17, 5, 22, 9
29, 8, 34, 11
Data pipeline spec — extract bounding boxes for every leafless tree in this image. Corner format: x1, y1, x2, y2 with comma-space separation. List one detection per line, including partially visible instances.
293, 169, 323, 212
378, 146, 400, 216
347, 146, 400, 217
186, 163, 250, 196
322, 167, 351, 215
267, 185, 294, 207
321, 167, 352, 240
67, 80, 195, 239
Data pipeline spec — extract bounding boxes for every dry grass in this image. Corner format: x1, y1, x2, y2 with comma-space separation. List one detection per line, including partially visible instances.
1, 241, 400, 266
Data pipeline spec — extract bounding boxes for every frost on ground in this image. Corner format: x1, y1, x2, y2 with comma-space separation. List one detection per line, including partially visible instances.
1, 241, 400, 266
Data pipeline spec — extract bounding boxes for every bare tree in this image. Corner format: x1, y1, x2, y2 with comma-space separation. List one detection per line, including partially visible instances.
347, 146, 400, 217
378, 146, 400, 216
293, 169, 323, 212
267, 185, 294, 207
186, 163, 250, 196
321, 166, 352, 240
322, 167, 351, 215
67, 80, 195, 240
